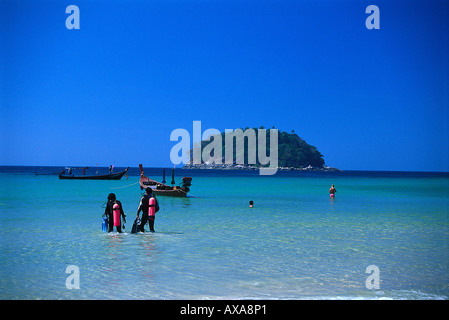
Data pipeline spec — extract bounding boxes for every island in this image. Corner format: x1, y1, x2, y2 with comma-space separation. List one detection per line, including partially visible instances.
182, 127, 340, 172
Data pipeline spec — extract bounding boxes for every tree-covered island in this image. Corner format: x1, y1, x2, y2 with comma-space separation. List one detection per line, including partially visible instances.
182, 127, 340, 171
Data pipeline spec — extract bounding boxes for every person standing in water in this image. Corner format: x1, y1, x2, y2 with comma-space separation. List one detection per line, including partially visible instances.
137, 187, 159, 232
105, 193, 126, 233
329, 184, 337, 198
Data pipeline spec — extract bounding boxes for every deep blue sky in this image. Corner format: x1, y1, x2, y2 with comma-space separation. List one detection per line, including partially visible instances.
1, 0, 448, 171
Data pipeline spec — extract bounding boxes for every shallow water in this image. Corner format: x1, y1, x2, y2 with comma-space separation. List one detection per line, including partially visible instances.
0, 167, 448, 299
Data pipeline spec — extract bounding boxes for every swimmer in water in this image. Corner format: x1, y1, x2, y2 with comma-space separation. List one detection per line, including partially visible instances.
249, 200, 254, 208
329, 184, 337, 198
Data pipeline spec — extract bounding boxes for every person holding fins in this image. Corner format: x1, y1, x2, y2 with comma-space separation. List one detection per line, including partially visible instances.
104, 193, 126, 233
137, 187, 159, 232
329, 184, 337, 198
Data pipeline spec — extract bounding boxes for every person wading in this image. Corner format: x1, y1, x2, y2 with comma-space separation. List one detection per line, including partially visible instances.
137, 187, 159, 232
105, 193, 126, 233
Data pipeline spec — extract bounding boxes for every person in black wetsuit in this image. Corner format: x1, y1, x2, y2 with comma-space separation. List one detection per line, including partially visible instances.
104, 193, 126, 233
137, 187, 158, 232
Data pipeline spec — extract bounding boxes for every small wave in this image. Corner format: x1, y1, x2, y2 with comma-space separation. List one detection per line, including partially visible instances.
191, 290, 448, 300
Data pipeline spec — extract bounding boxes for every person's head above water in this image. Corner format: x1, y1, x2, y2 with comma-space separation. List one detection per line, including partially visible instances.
249, 200, 254, 208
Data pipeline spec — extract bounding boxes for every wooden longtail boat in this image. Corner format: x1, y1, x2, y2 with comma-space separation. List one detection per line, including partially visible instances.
59, 167, 129, 180
139, 164, 192, 197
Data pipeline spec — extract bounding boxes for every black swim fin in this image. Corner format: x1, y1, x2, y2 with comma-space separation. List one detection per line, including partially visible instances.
131, 217, 141, 234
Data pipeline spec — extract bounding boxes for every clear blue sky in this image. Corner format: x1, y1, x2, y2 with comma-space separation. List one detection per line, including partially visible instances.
1, 0, 448, 171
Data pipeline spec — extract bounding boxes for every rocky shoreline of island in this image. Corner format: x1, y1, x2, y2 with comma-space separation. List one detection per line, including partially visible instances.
182, 163, 342, 172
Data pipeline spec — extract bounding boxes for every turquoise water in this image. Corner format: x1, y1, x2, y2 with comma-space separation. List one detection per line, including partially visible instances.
0, 167, 448, 299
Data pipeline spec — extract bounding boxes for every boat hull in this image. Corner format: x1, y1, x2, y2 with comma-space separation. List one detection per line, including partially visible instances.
138, 164, 190, 197
59, 168, 128, 180
140, 179, 188, 197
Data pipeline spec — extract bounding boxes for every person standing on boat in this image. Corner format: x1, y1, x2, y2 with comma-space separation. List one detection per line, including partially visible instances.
137, 187, 159, 232
105, 193, 126, 233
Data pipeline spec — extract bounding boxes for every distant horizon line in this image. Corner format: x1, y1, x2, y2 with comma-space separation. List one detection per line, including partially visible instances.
0, 164, 448, 174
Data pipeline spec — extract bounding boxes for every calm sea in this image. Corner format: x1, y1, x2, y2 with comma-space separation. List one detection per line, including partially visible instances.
0, 166, 448, 300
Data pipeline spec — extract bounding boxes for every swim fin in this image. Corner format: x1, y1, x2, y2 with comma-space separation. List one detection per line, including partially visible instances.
102, 216, 108, 232
131, 217, 141, 234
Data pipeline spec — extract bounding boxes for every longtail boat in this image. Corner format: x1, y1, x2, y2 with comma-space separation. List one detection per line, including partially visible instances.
59, 167, 129, 180
139, 164, 192, 197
